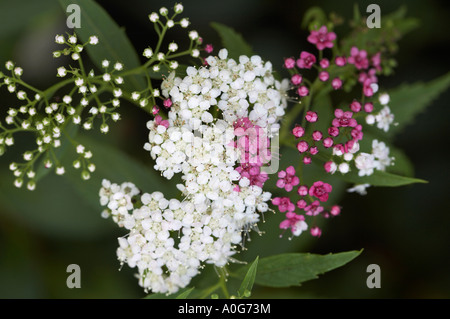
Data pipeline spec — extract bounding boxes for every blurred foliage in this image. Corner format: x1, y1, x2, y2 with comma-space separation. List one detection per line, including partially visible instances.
0, 0, 449, 298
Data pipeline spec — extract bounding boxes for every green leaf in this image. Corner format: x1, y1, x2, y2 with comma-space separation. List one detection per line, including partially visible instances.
58, 0, 145, 91
352, 3, 361, 25
144, 287, 195, 299
301, 6, 327, 30
62, 134, 178, 209
313, 152, 425, 187
0, 0, 58, 39
338, 169, 427, 187
387, 146, 414, 177
175, 287, 195, 299
387, 72, 450, 137
238, 256, 258, 298
235, 250, 362, 288
210, 22, 254, 60
341, 6, 419, 57
0, 167, 109, 240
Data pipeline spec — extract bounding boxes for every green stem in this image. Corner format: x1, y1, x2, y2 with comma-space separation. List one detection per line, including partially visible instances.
14, 79, 44, 95
218, 267, 230, 299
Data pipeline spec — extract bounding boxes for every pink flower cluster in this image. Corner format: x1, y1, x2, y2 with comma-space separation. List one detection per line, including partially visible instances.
284, 26, 382, 100
272, 166, 340, 238
272, 25, 387, 240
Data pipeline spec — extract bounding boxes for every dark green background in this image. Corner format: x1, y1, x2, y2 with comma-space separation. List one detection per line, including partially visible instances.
0, 0, 449, 298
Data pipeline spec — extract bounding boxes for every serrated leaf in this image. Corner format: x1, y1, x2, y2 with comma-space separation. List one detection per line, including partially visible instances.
387, 72, 450, 137
238, 256, 258, 298
210, 22, 254, 60
58, 0, 145, 91
235, 251, 361, 288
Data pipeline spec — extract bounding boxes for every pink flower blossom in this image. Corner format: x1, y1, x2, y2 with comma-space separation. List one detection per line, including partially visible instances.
364, 102, 374, 113
280, 212, 308, 237
297, 185, 308, 196
350, 101, 362, 113
276, 166, 300, 192
296, 51, 316, 69
307, 26, 336, 51
335, 56, 346, 66
348, 46, 369, 70
312, 130, 323, 141
272, 197, 295, 212
310, 226, 322, 237
284, 57, 296, 69
309, 181, 332, 202
297, 199, 307, 209
320, 58, 330, 69
351, 126, 363, 141
328, 126, 339, 137
332, 109, 357, 128
204, 44, 214, 53
319, 71, 329, 82
359, 68, 377, 85
305, 200, 324, 216
324, 161, 337, 174
154, 115, 169, 128
309, 146, 319, 155
291, 74, 302, 85
292, 125, 305, 138
371, 52, 382, 71
363, 84, 374, 97
236, 163, 268, 188
303, 156, 312, 165
305, 111, 318, 123
152, 105, 160, 115
297, 140, 309, 153
163, 98, 172, 108
297, 86, 309, 97
330, 205, 341, 216
323, 137, 334, 148
234, 117, 254, 130
331, 77, 342, 90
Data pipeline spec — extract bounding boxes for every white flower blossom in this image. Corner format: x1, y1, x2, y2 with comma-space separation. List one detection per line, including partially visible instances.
347, 183, 371, 195
89, 36, 99, 45
354, 153, 377, 177
375, 106, 394, 132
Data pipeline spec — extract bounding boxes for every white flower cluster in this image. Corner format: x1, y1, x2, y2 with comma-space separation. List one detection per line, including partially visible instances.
159, 48, 288, 132
99, 179, 270, 294
366, 93, 395, 132
330, 139, 394, 178
353, 139, 394, 177
101, 49, 288, 294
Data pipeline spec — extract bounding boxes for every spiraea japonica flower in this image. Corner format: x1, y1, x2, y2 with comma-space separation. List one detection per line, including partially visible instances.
101, 48, 289, 294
